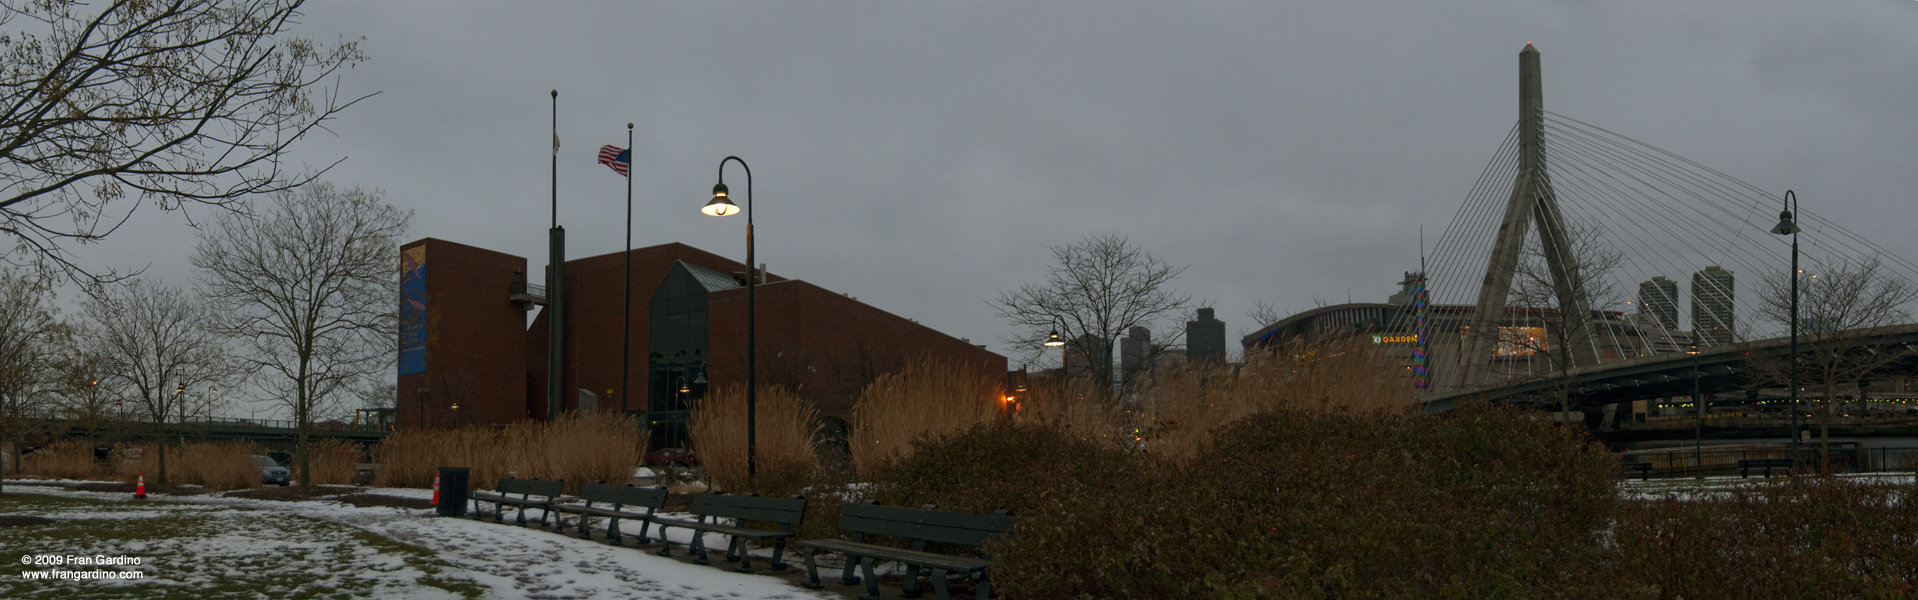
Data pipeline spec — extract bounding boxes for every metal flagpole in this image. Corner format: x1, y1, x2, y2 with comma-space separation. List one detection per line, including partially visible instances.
622, 124, 633, 415
548, 90, 565, 422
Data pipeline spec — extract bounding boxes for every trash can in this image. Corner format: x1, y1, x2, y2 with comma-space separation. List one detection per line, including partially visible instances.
436, 467, 471, 517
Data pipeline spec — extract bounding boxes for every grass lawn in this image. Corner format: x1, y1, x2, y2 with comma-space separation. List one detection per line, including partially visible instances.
0, 492, 483, 600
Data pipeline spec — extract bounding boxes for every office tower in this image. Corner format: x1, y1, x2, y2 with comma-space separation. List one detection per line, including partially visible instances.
1638, 276, 1679, 332
1186, 307, 1226, 364
1691, 266, 1734, 347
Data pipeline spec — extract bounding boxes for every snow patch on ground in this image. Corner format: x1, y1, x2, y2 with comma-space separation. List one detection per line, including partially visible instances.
4, 483, 836, 600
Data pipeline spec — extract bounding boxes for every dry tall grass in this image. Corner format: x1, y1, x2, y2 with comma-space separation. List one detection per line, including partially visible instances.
849, 360, 1001, 480
19, 439, 105, 480
373, 412, 644, 494
128, 441, 264, 490
1136, 336, 1416, 462
689, 385, 821, 495
304, 438, 361, 485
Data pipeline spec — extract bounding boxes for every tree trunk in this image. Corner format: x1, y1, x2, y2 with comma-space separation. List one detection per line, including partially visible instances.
156, 421, 170, 484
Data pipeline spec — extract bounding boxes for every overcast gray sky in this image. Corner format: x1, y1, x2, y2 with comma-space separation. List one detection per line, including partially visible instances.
70, 0, 1918, 371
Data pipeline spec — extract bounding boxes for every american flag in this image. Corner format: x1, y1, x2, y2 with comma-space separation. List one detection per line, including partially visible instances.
597, 145, 631, 178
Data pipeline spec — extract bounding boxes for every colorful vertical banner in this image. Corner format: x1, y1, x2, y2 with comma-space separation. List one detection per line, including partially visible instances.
399, 246, 427, 374
1412, 273, 1430, 388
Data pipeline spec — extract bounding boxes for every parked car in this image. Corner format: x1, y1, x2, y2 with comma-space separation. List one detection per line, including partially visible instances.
644, 447, 698, 467
252, 455, 291, 486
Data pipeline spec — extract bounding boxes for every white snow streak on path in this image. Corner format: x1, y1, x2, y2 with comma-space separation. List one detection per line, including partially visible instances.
5, 482, 834, 600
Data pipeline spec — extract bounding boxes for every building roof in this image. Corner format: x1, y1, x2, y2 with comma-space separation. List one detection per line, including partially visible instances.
678, 260, 743, 293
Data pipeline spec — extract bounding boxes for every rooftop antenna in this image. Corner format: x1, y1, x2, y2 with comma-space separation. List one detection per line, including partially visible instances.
1419, 225, 1426, 273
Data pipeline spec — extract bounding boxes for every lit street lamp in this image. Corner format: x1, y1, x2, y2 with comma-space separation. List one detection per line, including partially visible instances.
702, 156, 757, 482
1769, 190, 1802, 463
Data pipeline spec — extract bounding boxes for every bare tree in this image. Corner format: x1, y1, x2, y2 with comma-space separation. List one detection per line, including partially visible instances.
45, 328, 140, 444
1748, 256, 1914, 468
0, 0, 371, 284
81, 277, 230, 484
996, 233, 1189, 397
194, 182, 406, 486
0, 265, 60, 492
1506, 221, 1628, 420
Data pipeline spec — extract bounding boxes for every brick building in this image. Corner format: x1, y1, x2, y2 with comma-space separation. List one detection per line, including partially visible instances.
396, 239, 1006, 448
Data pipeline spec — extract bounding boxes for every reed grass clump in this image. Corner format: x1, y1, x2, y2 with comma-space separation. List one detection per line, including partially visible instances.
689, 385, 820, 496
18, 439, 106, 480
303, 438, 362, 485
128, 441, 264, 490
1136, 336, 1415, 462
373, 412, 644, 494
850, 360, 1000, 480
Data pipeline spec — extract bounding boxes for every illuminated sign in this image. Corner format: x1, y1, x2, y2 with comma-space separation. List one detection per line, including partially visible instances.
1371, 335, 1417, 345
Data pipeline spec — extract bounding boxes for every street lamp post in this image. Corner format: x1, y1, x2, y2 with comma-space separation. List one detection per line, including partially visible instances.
1691, 344, 1703, 479
1769, 190, 1802, 464
702, 156, 756, 483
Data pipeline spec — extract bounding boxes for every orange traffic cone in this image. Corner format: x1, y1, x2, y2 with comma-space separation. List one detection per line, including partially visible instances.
134, 474, 148, 500
430, 472, 441, 505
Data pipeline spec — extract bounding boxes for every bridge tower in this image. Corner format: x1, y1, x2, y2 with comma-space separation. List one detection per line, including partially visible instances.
1444, 44, 1598, 393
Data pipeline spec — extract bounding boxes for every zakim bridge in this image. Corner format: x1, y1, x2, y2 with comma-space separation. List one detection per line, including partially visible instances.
1383, 45, 1918, 421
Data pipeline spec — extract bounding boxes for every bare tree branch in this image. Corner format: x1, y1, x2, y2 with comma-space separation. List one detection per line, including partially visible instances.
994, 233, 1189, 397
192, 181, 406, 485
1, 0, 374, 285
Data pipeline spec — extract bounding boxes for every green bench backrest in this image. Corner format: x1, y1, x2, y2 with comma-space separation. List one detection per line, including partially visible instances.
579, 482, 668, 508
497, 478, 564, 497
839, 502, 1018, 547
688, 493, 806, 527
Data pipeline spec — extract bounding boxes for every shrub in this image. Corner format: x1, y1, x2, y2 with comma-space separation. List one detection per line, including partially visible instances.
850, 361, 1001, 481
986, 405, 1620, 599
373, 412, 643, 494
19, 439, 105, 480
1605, 478, 1918, 598
689, 385, 819, 496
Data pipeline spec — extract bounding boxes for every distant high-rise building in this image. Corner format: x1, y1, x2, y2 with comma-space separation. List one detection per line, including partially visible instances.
1120, 326, 1151, 376
1637, 276, 1679, 332
1063, 333, 1108, 381
1186, 307, 1226, 364
1691, 266, 1735, 347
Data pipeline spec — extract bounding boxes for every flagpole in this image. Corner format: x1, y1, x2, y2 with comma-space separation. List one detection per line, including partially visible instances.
548, 90, 565, 423
622, 124, 633, 418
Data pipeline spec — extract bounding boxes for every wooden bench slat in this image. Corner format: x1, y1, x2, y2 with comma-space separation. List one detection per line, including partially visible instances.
797, 539, 990, 572
690, 501, 807, 524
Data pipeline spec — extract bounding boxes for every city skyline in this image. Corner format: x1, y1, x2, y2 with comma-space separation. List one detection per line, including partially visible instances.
33, 1, 1918, 378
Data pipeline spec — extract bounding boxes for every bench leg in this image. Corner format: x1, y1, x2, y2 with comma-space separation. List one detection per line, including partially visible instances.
900, 562, 923, 598
633, 519, 652, 545
690, 531, 710, 564
537, 506, 552, 528
732, 538, 755, 574
975, 571, 991, 600
801, 547, 824, 589
858, 557, 881, 600
552, 511, 568, 534
930, 568, 951, 600
840, 551, 861, 585
724, 535, 742, 563
769, 538, 789, 571
603, 517, 619, 543
654, 524, 675, 557
494, 501, 506, 523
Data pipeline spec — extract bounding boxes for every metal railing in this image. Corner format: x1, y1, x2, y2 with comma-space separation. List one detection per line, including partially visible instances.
1619, 446, 1918, 480
510, 281, 547, 298
4, 410, 391, 434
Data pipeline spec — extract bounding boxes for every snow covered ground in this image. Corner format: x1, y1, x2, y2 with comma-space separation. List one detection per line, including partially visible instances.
0, 481, 839, 600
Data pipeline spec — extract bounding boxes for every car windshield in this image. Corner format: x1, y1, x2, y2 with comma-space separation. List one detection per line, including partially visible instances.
251, 456, 279, 468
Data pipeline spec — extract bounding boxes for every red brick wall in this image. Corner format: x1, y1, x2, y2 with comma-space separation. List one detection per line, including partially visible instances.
707, 280, 1008, 422
414, 240, 1009, 433
397, 238, 529, 428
